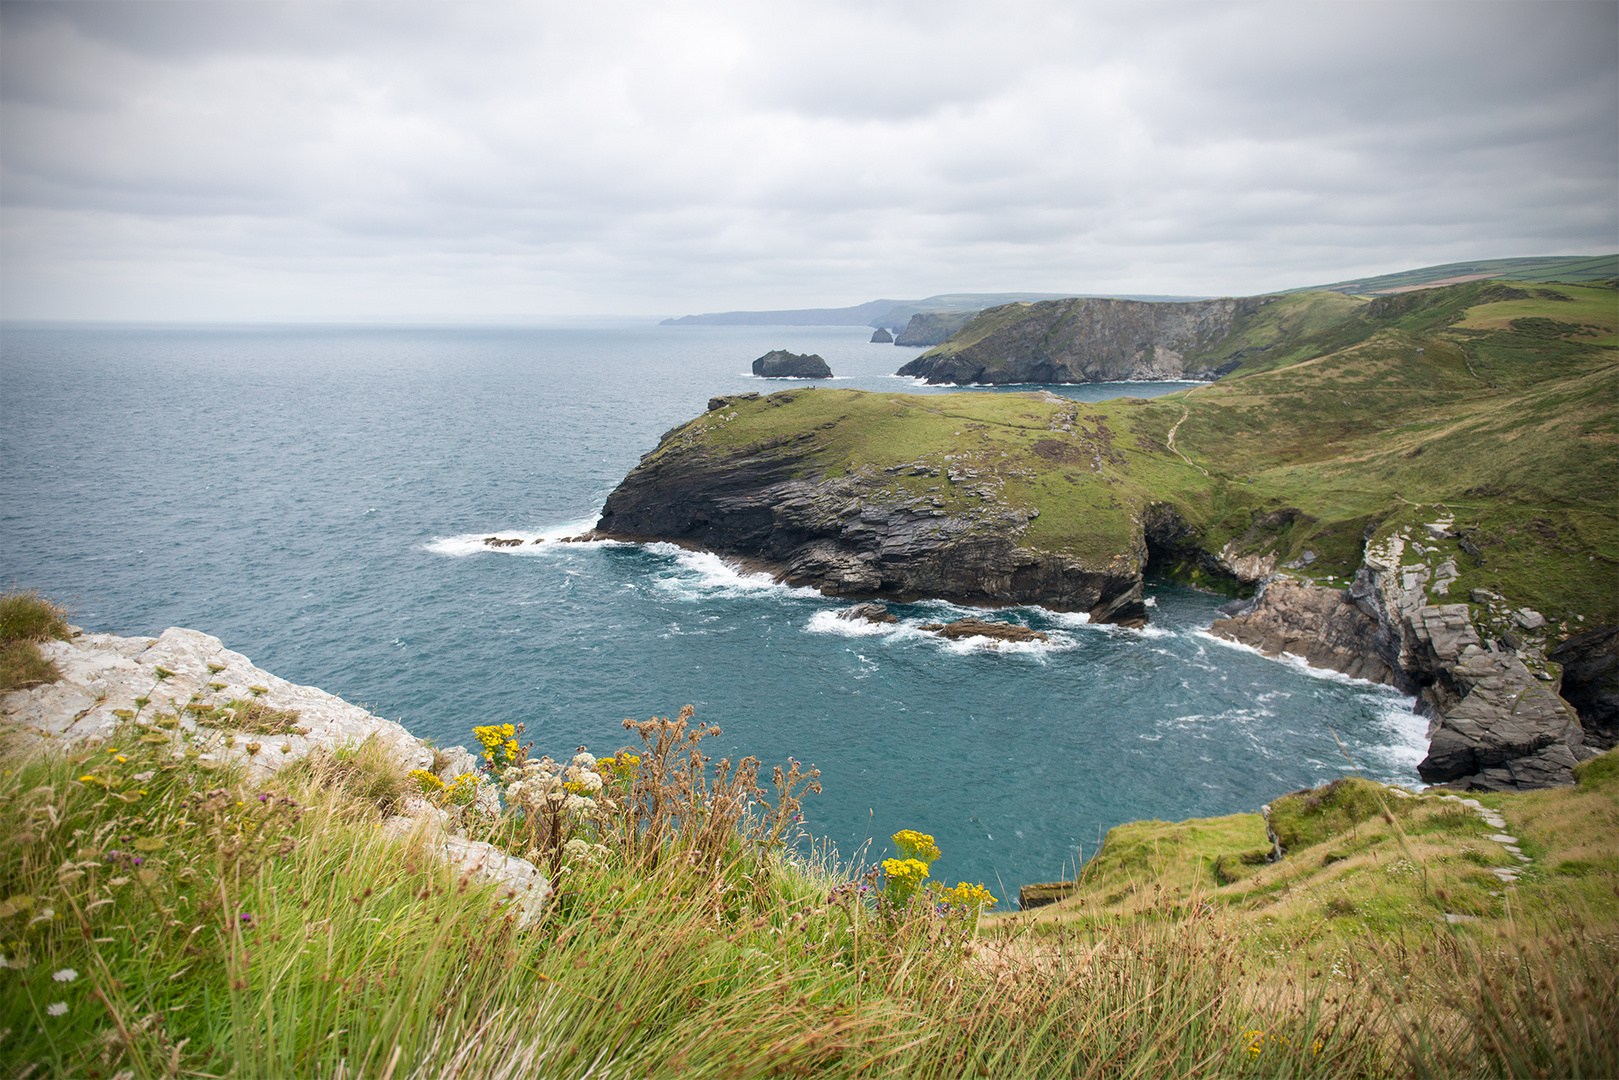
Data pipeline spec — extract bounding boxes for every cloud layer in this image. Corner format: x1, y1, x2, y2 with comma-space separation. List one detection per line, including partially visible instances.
2, 0, 1614, 319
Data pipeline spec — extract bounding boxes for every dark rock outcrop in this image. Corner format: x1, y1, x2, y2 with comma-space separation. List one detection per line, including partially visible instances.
895, 311, 974, 347
917, 618, 1048, 643
1209, 579, 1393, 684
897, 296, 1251, 384
837, 603, 897, 625
590, 418, 1146, 625
753, 350, 832, 379
869, 327, 893, 343
1552, 625, 1619, 749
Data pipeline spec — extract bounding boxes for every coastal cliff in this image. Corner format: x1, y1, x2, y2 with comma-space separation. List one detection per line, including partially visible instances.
592, 389, 1149, 623
894, 311, 974, 347
896, 291, 1365, 385
597, 278, 1618, 790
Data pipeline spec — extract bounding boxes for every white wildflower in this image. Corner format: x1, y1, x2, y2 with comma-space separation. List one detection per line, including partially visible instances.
52, 968, 77, 983
47, 1002, 68, 1016
571, 751, 596, 769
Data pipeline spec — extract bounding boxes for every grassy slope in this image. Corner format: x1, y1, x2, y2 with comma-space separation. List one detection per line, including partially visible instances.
1163, 280, 1619, 627
994, 754, 1619, 979
665, 280, 1617, 627
1290, 254, 1619, 295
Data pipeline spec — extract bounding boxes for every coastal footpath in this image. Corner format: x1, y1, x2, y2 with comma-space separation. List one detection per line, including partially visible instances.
593, 278, 1619, 791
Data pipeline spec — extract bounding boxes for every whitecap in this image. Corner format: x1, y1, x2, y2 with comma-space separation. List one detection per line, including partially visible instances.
1192, 629, 1397, 689
805, 610, 901, 638
424, 515, 607, 557
650, 547, 823, 602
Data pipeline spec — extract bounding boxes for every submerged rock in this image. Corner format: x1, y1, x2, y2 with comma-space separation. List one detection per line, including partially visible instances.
836, 603, 898, 624
753, 350, 832, 379
917, 617, 1048, 643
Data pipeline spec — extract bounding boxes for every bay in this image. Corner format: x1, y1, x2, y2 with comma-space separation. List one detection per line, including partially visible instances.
0, 320, 1423, 901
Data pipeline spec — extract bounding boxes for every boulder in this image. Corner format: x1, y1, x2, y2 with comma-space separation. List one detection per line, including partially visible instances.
836, 603, 898, 624
1018, 881, 1076, 909
752, 350, 832, 379
917, 617, 1048, 643
869, 327, 893, 343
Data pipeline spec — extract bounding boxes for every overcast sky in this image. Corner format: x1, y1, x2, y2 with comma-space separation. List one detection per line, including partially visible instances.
1, 0, 1614, 321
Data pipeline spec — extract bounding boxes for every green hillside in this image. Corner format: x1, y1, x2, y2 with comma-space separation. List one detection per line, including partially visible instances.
658, 279, 1618, 627
1291, 254, 1619, 296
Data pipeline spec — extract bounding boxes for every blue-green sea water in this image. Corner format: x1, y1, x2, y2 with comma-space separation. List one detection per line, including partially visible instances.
0, 321, 1424, 901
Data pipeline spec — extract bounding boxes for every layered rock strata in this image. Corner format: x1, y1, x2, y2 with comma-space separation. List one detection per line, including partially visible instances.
1, 626, 552, 923
590, 418, 1146, 625
1210, 521, 1596, 791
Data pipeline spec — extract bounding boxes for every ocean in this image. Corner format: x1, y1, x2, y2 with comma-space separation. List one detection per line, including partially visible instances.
0, 320, 1424, 901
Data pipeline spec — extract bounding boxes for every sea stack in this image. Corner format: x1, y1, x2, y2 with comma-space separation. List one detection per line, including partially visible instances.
753, 350, 833, 379
869, 327, 894, 343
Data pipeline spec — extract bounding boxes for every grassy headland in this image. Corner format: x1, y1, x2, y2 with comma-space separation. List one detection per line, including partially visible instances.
653, 278, 1617, 628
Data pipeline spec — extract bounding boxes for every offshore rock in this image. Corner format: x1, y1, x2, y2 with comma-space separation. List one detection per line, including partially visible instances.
753, 350, 832, 379
869, 327, 893, 343
837, 603, 898, 624
895, 311, 975, 347
897, 296, 1249, 384
590, 425, 1146, 625
916, 618, 1048, 643
1209, 579, 1393, 684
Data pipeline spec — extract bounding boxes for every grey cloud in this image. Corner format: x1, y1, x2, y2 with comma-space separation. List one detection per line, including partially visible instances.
1, 0, 1613, 320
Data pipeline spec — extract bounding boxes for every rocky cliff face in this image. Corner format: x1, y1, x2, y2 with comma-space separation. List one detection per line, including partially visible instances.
897, 296, 1253, 384
1209, 519, 1598, 791
591, 395, 1147, 624
894, 311, 974, 347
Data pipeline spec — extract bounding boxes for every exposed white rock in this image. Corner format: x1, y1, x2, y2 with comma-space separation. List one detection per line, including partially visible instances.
2, 626, 551, 914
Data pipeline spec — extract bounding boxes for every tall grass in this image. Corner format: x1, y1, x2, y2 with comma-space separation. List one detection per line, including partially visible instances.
1, 715, 1612, 1078
0, 590, 72, 692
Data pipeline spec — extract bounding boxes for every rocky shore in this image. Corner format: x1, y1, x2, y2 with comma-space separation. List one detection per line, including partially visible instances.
0, 625, 552, 921
1209, 516, 1605, 791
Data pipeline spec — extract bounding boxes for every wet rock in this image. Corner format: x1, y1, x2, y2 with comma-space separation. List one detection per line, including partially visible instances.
916, 618, 1048, 643
483, 536, 523, 548
836, 603, 898, 624
1416, 646, 1588, 790
1209, 579, 1393, 684
753, 350, 832, 379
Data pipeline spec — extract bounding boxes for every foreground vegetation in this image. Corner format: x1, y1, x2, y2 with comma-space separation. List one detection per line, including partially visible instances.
2, 686, 1615, 1077
0, 592, 72, 693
